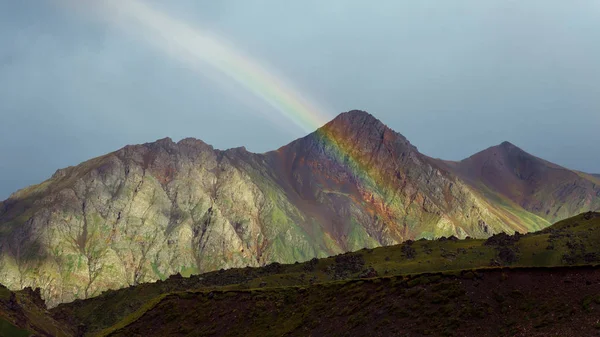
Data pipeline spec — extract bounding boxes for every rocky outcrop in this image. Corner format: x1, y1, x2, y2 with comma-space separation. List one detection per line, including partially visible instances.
0, 110, 595, 307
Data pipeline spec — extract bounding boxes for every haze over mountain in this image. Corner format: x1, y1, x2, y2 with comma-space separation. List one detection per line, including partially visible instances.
1, 111, 598, 307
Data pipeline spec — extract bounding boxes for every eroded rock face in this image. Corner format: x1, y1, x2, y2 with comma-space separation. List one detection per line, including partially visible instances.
0, 110, 593, 307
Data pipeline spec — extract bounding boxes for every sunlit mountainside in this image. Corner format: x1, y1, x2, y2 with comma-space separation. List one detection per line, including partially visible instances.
1, 111, 598, 308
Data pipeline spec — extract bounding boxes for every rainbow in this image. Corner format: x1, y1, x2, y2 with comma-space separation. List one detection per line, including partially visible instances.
65, 0, 394, 225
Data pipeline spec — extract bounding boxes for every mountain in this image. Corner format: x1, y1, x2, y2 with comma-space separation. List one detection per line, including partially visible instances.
3, 212, 599, 336
0, 110, 598, 307
0, 284, 71, 336
441, 141, 600, 223
84, 265, 600, 336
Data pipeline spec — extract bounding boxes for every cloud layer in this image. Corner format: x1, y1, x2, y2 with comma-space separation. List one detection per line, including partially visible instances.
1, 0, 599, 199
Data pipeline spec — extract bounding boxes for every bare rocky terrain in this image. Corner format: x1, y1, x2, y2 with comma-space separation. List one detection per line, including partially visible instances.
0, 111, 598, 307
1, 212, 600, 336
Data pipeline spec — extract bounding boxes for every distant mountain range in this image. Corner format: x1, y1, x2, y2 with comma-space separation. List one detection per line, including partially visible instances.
1, 110, 598, 306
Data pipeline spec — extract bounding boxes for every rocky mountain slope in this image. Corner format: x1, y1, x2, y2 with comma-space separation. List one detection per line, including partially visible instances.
441, 141, 600, 223
2, 212, 599, 336
0, 110, 598, 307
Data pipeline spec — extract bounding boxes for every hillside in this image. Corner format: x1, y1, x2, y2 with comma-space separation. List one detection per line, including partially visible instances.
0, 285, 71, 337
0, 111, 598, 307
0, 212, 598, 336
442, 141, 600, 223
81, 267, 600, 337
45, 211, 600, 336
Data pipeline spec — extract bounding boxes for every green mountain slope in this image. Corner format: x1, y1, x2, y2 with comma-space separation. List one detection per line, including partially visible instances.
46, 212, 600, 336
96, 267, 600, 337
0, 212, 597, 336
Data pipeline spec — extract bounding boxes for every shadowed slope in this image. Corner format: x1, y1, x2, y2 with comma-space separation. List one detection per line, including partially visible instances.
443, 141, 600, 223
0, 285, 72, 336
95, 267, 600, 337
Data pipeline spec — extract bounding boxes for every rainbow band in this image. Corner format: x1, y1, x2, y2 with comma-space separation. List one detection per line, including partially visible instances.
69, 0, 395, 234
82, 0, 328, 133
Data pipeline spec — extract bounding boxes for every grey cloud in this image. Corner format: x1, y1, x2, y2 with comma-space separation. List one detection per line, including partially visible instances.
1, 0, 599, 199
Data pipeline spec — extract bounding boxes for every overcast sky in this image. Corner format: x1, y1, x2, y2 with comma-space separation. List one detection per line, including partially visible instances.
1, 0, 599, 200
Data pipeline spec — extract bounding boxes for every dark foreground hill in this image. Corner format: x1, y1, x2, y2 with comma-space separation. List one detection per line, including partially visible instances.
1, 110, 599, 307
1, 212, 599, 336
86, 267, 600, 337
0, 285, 70, 337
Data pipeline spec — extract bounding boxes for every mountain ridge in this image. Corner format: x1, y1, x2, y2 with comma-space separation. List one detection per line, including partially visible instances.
0, 110, 598, 307
2, 114, 586, 205
441, 140, 600, 223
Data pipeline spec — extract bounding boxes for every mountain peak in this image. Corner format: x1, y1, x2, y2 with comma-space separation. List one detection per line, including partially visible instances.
496, 141, 528, 155
327, 110, 383, 129
460, 141, 533, 165
499, 141, 516, 148
154, 137, 175, 145
495, 141, 523, 156
340, 109, 378, 119
316, 110, 415, 153
321, 110, 392, 141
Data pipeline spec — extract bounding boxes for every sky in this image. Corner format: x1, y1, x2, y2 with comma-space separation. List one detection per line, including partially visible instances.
1, 0, 599, 200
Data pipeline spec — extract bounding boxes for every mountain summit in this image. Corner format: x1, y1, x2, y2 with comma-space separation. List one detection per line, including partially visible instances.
446, 141, 600, 223
0, 110, 598, 306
